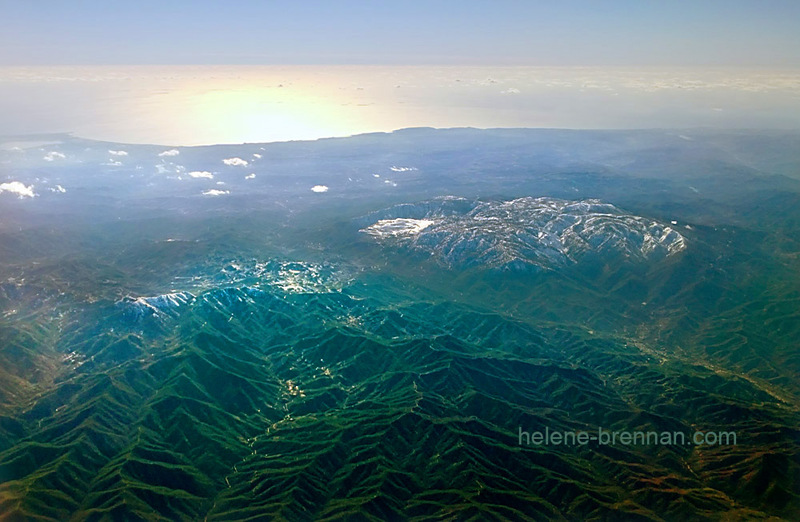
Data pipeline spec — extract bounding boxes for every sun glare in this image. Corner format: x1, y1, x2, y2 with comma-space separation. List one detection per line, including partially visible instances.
185, 84, 351, 144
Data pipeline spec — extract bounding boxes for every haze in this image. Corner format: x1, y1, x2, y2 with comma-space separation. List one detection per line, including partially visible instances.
1, 66, 798, 145
1, 2, 800, 145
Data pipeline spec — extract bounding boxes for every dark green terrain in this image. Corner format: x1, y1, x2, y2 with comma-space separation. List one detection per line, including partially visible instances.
0, 128, 798, 520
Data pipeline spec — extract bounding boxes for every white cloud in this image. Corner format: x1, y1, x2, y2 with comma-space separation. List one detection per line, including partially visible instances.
203, 189, 230, 196
501, 88, 520, 94
158, 149, 180, 157
252, 153, 262, 159
49, 185, 67, 193
390, 166, 417, 172
103, 160, 123, 166
311, 185, 329, 193
245, 173, 256, 180
223, 157, 248, 167
156, 164, 184, 175
188, 171, 214, 179
108, 150, 128, 156
0, 181, 36, 198
43, 151, 65, 162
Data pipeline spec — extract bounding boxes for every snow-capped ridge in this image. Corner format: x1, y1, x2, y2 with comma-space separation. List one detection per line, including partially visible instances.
359, 196, 687, 270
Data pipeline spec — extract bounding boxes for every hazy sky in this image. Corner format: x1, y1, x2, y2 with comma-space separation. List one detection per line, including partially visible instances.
2, 2, 799, 144
2, 66, 798, 145
2, 1, 800, 66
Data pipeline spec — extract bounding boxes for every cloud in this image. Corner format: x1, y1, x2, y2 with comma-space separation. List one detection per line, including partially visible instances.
43, 151, 65, 162
158, 149, 180, 157
311, 185, 329, 193
501, 88, 520, 94
223, 157, 248, 167
245, 173, 256, 180
0, 181, 36, 198
202, 189, 230, 196
252, 153, 262, 159
108, 150, 128, 156
48, 185, 67, 193
390, 166, 417, 172
103, 160, 123, 166
156, 164, 184, 175
188, 171, 214, 179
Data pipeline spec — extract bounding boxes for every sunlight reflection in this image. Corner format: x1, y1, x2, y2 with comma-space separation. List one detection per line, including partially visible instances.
1, 66, 799, 145
182, 85, 348, 143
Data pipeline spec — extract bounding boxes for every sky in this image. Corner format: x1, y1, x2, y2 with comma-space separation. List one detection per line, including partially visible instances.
2, 0, 800, 66
1, 2, 799, 144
